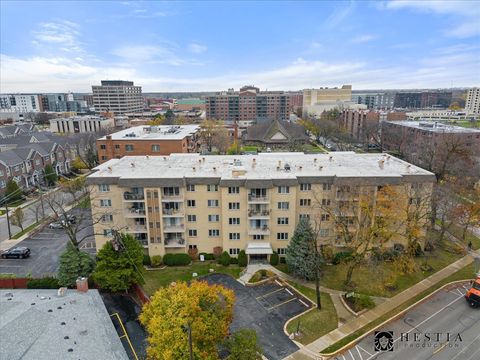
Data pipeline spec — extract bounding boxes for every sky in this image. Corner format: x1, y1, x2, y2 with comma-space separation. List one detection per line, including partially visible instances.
1, 0, 479, 93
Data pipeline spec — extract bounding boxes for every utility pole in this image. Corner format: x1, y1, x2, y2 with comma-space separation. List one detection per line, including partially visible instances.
5, 203, 11, 239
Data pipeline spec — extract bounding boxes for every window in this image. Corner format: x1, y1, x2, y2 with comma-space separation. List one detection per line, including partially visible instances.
100, 199, 112, 207
229, 202, 240, 210
277, 248, 286, 255
103, 229, 113, 237
0, 180, 5, 189
188, 229, 198, 237
189, 244, 197, 249
322, 199, 331, 206
300, 183, 311, 191
186, 184, 195, 192
278, 202, 289, 210
125, 144, 134, 152
100, 144, 106, 150
208, 214, 220, 222
229, 248, 240, 255
228, 186, 239, 194
156, 222, 161, 229
187, 214, 197, 222
208, 199, 219, 207
151, 144, 160, 152
300, 199, 311, 206
187, 200, 196, 207
277, 232, 289, 240
115, 144, 120, 149
229, 233, 240, 240
208, 229, 220, 237
277, 217, 289, 225
207, 184, 218, 192
98, 184, 110, 192
253, 235, 264, 240
321, 214, 330, 221
149, 222, 153, 228
278, 186, 290, 194
101, 156, 107, 161
229, 217, 240, 225
323, 184, 332, 191
319, 229, 329, 237
299, 214, 310, 221
35, 159, 41, 166
101, 214, 113, 222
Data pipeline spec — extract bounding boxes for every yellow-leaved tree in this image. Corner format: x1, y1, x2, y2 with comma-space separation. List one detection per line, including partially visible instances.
140, 280, 235, 360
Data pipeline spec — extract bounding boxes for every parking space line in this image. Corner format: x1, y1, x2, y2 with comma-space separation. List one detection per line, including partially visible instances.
298, 299, 310, 307
275, 279, 283, 287
357, 345, 372, 357
455, 288, 464, 296
255, 288, 283, 299
450, 333, 480, 360
266, 297, 297, 311
355, 346, 363, 360
466, 346, 480, 360
285, 288, 293, 296
348, 349, 356, 360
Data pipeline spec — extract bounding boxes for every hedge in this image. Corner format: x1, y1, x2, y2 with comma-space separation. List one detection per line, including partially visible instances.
163, 253, 192, 266
332, 250, 354, 265
143, 254, 151, 266
270, 252, 279, 266
230, 257, 238, 265
218, 251, 231, 267
27, 277, 60, 289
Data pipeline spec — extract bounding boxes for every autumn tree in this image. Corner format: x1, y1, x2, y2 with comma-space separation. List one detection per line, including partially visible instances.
140, 281, 235, 360
148, 114, 166, 125
11, 207, 25, 232
200, 119, 231, 153
451, 188, 480, 243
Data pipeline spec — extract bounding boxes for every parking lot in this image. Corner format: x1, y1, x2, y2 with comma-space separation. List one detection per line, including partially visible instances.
205, 273, 311, 360
0, 208, 95, 277
334, 282, 480, 360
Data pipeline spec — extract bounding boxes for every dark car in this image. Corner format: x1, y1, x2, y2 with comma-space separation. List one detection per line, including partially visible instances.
1, 246, 31, 259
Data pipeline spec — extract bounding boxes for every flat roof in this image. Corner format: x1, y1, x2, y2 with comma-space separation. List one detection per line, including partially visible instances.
98, 125, 201, 141
0, 289, 129, 360
89, 152, 434, 181
385, 120, 480, 134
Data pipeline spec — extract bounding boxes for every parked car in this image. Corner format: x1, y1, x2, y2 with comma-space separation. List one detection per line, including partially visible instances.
49, 221, 65, 229
1, 246, 31, 259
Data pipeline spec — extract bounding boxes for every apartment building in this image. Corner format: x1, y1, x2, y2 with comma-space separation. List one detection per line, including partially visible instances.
393, 91, 452, 109
302, 85, 352, 117
96, 125, 201, 163
340, 109, 380, 143
0, 94, 41, 113
92, 80, 143, 114
351, 91, 395, 110
87, 153, 435, 261
465, 88, 480, 115
205, 86, 290, 124
49, 116, 115, 134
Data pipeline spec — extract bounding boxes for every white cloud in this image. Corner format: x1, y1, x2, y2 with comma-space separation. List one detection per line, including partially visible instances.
32, 20, 84, 54
188, 43, 207, 54
352, 34, 378, 43
325, 1, 356, 28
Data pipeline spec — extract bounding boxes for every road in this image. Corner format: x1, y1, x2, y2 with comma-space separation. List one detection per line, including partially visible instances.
0, 189, 77, 243
333, 282, 480, 360
0, 208, 95, 277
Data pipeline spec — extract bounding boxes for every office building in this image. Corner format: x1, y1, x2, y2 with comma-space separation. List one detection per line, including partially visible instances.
96, 125, 201, 163
87, 152, 434, 261
393, 91, 452, 109
49, 116, 114, 134
92, 80, 143, 114
465, 88, 480, 115
302, 85, 352, 117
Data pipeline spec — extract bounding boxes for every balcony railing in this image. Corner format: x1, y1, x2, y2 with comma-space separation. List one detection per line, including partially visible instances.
247, 226, 270, 236
164, 237, 186, 247
125, 208, 146, 217
125, 225, 147, 233
248, 194, 269, 203
124, 192, 145, 201
163, 224, 185, 232
162, 208, 184, 216
248, 209, 270, 218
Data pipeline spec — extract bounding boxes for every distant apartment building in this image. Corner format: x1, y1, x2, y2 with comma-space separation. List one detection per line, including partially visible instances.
175, 99, 206, 112
50, 116, 115, 134
393, 91, 452, 109
0, 94, 41, 113
87, 153, 434, 260
286, 92, 303, 113
340, 109, 380, 143
205, 86, 290, 124
465, 88, 480, 115
381, 121, 480, 168
351, 91, 395, 110
39, 93, 88, 113
96, 125, 201, 163
302, 85, 352, 117
405, 109, 473, 121
92, 80, 144, 114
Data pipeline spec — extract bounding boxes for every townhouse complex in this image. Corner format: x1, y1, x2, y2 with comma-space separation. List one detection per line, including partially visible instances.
87, 152, 435, 261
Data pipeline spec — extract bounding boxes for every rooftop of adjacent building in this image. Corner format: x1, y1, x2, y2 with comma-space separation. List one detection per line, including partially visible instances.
98, 124, 201, 141
89, 152, 434, 181
384, 120, 480, 134
98, 80, 136, 86
50, 115, 112, 122
0, 289, 129, 360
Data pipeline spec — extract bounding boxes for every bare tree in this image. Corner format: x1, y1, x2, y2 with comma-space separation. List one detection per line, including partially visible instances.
11, 207, 25, 232
199, 119, 232, 153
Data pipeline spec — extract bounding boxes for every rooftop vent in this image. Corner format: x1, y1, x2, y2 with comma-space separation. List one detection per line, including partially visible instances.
107, 167, 112, 173
130, 162, 135, 168
284, 163, 291, 172
314, 158, 317, 163
319, 166, 323, 171
192, 167, 196, 172
329, 156, 333, 161
234, 159, 242, 166
57, 287, 67, 297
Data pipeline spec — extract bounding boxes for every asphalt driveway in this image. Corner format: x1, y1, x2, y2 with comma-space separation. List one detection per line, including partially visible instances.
0, 208, 95, 277
204, 273, 311, 360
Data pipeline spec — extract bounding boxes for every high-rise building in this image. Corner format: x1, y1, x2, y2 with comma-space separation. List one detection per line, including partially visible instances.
205, 86, 290, 124
0, 94, 41, 113
393, 91, 452, 109
302, 85, 352, 117
351, 91, 395, 110
465, 88, 480, 115
92, 80, 143, 115
87, 153, 434, 260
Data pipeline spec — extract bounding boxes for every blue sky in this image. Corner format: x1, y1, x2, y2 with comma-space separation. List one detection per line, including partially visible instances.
1, 0, 479, 92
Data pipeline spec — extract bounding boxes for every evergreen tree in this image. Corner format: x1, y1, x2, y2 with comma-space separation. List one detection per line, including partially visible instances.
58, 243, 95, 287
44, 164, 58, 186
4, 180, 22, 203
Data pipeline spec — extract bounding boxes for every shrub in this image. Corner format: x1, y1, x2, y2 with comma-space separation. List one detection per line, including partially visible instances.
163, 253, 191, 266
238, 250, 247, 267
27, 277, 60, 289
279, 257, 286, 264
332, 250, 353, 265
355, 294, 375, 309
410, 242, 424, 257
213, 246, 223, 258
260, 269, 267, 277
230, 257, 238, 265
143, 254, 151, 266
151, 255, 162, 267
269, 252, 279, 266
218, 251, 231, 267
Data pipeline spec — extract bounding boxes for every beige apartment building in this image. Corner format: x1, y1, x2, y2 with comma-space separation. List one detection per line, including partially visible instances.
303, 85, 352, 117
87, 153, 435, 261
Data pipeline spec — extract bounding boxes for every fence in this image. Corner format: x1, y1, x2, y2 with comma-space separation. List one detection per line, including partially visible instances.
0, 278, 28, 289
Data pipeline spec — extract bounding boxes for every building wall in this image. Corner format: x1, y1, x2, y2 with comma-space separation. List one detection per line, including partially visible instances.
92, 81, 143, 115
0, 94, 41, 113
466, 88, 480, 115
340, 109, 380, 142
50, 117, 114, 134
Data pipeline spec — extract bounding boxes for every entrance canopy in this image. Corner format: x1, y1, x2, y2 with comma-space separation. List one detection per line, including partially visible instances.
245, 242, 273, 255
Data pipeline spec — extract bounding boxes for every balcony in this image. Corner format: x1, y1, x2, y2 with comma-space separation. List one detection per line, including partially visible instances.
133, 234, 148, 247
248, 194, 269, 204
162, 207, 184, 217
125, 225, 147, 233
164, 237, 186, 247
124, 207, 146, 218
123, 192, 145, 201
248, 226, 271, 236
163, 223, 185, 233
248, 209, 270, 219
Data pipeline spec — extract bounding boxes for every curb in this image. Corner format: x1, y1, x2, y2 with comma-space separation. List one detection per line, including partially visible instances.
339, 293, 368, 317
318, 278, 472, 358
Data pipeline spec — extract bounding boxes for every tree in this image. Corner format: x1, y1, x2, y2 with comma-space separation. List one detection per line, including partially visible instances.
92, 233, 144, 292
140, 281, 235, 360
4, 180, 22, 204
165, 109, 175, 124
57, 243, 95, 287
199, 119, 231, 153
451, 189, 480, 243
11, 207, 25, 232
223, 329, 263, 360
218, 251, 231, 266
44, 164, 58, 186
148, 115, 166, 126
238, 250, 247, 267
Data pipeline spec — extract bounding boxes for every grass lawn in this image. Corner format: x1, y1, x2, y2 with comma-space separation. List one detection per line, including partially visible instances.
248, 269, 275, 283
303, 144, 328, 153
321, 262, 478, 354
7, 198, 26, 207
142, 262, 243, 296
286, 281, 338, 345
242, 145, 258, 152
12, 222, 40, 239
445, 223, 480, 250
